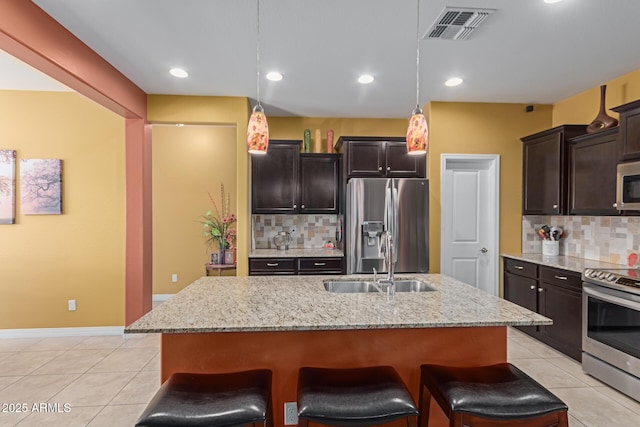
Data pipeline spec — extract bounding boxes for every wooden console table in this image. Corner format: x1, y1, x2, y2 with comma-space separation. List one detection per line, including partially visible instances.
205, 263, 237, 276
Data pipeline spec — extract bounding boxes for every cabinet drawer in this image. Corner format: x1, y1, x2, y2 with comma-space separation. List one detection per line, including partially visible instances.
249, 258, 296, 275
504, 258, 537, 279
539, 266, 581, 290
298, 257, 344, 274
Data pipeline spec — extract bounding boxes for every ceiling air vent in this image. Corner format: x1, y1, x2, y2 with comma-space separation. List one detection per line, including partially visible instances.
424, 7, 495, 41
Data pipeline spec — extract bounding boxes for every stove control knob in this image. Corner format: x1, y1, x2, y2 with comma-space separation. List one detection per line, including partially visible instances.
584, 269, 593, 277
606, 273, 617, 282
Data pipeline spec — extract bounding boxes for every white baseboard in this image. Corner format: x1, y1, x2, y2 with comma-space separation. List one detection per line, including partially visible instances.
153, 294, 175, 302
0, 326, 125, 339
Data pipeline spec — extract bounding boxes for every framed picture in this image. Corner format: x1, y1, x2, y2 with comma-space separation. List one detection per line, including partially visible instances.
224, 250, 235, 265
20, 158, 62, 215
0, 149, 16, 224
210, 253, 219, 265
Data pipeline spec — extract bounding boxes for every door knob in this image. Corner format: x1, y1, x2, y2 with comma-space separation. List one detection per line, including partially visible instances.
480, 247, 488, 253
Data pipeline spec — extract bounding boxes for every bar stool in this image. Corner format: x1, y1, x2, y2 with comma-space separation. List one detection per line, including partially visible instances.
297, 365, 418, 426
418, 363, 568, 427
135, 369, 273, 427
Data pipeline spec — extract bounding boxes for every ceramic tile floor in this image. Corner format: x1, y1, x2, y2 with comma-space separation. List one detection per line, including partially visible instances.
0, 328, 638, 426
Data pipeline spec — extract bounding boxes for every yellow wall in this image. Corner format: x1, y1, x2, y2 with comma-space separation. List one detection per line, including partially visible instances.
428, 102, 553, 273
147, 95, 250, 275
553, 69, 640, 126
152, 125, 237, 294
0, 90, 125, 328
267, 117, 408, 145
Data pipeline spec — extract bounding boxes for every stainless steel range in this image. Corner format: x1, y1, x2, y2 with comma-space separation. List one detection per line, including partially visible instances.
582, 268, 640, 401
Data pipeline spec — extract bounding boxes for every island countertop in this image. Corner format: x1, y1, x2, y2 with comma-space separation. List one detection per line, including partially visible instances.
125, 274, 550, 333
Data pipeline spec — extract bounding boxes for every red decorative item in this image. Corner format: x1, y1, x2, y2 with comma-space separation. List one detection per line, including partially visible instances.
627, 252, 638, 267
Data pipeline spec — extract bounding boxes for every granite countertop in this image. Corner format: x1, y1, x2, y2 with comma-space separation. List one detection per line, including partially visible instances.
249, 248, 344, 258
501, 253, 626, 273
125, 274, 550, 334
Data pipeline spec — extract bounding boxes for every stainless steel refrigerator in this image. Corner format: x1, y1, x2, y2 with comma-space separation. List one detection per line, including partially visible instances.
346, 178, 429, 274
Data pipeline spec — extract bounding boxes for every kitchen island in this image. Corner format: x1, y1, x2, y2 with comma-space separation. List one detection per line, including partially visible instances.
126, 274, 550, 427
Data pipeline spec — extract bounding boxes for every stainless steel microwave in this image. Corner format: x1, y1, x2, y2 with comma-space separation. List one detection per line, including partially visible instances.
617, 161, 640, 210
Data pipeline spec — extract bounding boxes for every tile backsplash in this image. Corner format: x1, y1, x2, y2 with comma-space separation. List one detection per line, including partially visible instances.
523, 215, 640, 265
252, 214, 340, 249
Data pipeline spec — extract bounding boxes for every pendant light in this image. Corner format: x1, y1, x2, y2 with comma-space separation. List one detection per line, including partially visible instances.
406, 0, 428, 155
247, 0, 269, 154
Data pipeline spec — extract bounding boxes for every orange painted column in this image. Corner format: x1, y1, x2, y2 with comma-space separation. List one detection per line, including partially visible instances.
161, 327, 507, 427
0, 1, 151, 324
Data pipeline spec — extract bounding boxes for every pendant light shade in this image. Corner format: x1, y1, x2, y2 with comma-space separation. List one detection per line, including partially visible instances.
247, 104, 269, 154
406, 106, 428, 155
406, 0, 428, 155
247, 0, 269, 155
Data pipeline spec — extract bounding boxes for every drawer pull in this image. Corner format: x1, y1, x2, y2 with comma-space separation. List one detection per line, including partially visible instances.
554, 275, 568, 280
530, 285, 536, 290
538, 287, 544, 292
266, 263, 279, 267
514, 266, 524, 270
314, 262, 326, 266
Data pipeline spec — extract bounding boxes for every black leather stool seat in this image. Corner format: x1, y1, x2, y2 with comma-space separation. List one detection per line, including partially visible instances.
136, 370, 272, 427
297, 366, 418, 427
419, 363, 567, 423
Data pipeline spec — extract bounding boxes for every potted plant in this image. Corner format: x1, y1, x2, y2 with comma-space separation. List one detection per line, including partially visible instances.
201, 184, 236, 264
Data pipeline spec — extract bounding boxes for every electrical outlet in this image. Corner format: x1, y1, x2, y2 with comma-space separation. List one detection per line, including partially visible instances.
68, 300, 76, 311
289, 226, 296, 235
171, 274, 178, 283
284, 402, 298, 425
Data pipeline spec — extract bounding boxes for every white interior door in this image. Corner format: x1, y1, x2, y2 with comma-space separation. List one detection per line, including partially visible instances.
441, 155, 499, 295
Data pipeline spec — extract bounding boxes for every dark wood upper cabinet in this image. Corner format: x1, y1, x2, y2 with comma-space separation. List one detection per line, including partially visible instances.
336, 136, 426, 179
521, 125, 587, 215
251, 141, 340, 214
612, 99, 640, 161
251, 141, 300, 214
299, 154, 340, 213
568, 128, 619, 215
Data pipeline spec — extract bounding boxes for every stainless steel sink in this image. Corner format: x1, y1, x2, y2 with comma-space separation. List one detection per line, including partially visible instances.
323, 279, 437, 293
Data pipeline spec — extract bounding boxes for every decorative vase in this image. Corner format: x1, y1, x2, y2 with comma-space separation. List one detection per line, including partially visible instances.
327, 129, 334, 153
218, 247, 225, 265
303, 129, 311, 152
587, 85, 619, 133
315, 129, 322, 153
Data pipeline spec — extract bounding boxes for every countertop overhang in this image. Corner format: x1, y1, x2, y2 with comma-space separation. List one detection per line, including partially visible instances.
125, 274, 550, 334
249, 248, 344, 258
501, 253, 625, 273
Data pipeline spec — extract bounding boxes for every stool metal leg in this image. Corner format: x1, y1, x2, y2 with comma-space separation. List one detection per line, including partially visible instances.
418, 381, 431, 427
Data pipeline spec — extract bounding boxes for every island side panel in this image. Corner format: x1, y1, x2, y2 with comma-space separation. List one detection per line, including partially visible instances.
161, 327, 507, 427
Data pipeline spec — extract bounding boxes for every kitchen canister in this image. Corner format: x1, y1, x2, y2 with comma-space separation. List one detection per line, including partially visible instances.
542, 240, 559, 256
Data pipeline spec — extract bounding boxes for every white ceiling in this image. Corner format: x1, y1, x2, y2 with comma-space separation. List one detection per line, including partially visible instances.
6, 0, 640, 118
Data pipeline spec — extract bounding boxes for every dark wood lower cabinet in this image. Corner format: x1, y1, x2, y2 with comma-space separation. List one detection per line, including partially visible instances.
503, 258, 582, 361
249, 257, 344, 276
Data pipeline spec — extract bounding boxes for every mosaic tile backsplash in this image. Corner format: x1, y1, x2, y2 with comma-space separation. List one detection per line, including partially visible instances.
523, 215, 640, 265
252, 214, 341, 249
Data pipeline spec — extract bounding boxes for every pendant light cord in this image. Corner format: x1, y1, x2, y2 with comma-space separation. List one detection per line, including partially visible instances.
256, 0, 261, 108
415, 0, 420, 111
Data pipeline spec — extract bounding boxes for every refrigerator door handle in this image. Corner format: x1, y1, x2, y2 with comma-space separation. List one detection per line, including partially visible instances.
393, 183, 399, 263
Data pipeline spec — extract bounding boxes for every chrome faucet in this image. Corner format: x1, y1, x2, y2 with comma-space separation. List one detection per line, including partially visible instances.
377, 231, 395, 300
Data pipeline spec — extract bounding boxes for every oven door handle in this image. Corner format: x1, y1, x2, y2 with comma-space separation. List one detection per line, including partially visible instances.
583, 284, 640, 311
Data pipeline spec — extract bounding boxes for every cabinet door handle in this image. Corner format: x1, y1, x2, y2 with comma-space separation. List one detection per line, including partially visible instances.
552, 204, 558, 208
301, 204, 305, 208
314, 262, 326, 266
266, 263, 279, 267
514, 266, 524, 270
293, 204, 297, 208
378, 166, 382, 171
613, 202, 618, 208
387, 166, 391, 171
554, 275, 567, 280
538, 287, 544, 292
530, 285, 536, 290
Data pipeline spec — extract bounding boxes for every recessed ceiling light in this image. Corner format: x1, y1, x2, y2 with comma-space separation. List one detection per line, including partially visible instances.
169, 68, 189, 78
266, 71, 283, 81
357, 74, 375, 84
544, 0, 562, 3
445, 77, 463, 87
176, 123, 185, 127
